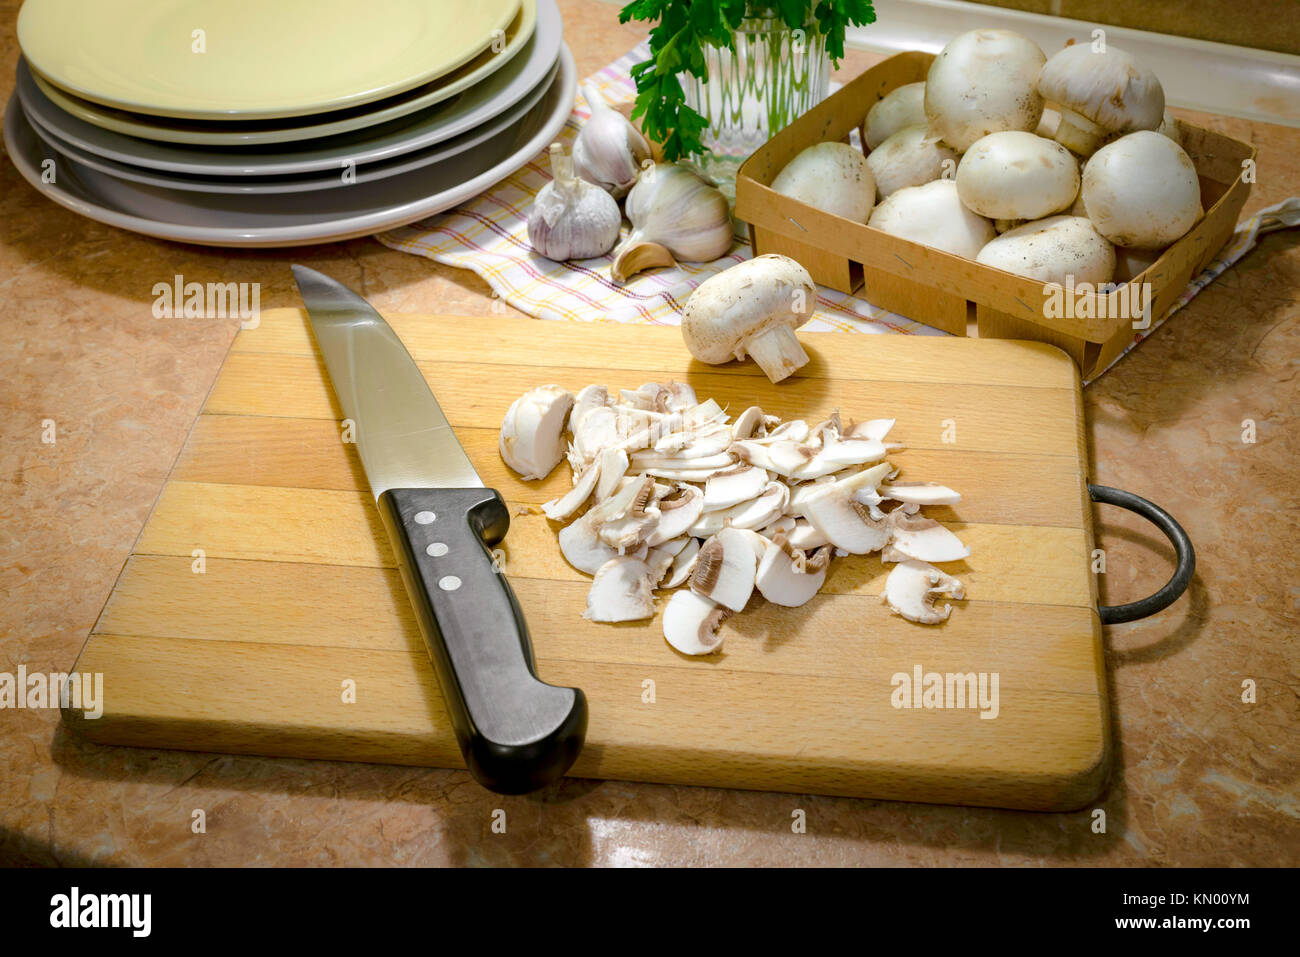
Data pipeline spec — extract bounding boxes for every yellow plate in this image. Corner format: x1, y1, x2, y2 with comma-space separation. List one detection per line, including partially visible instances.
26, 0, 538, 146
17, 0, 522, 120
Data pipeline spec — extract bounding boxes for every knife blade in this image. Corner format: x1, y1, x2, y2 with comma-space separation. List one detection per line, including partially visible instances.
291, 265, 587, 794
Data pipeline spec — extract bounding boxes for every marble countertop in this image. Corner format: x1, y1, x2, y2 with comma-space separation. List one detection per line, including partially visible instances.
2, 0, 1296, 866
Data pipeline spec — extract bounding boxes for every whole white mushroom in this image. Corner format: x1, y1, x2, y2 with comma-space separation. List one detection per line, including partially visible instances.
1082, 131, 1202, 248
771, 142, 876, 223
866, 124, 960, 200
864, 82, 927, 150
868, 179, 996, 260
975, 215, 1116, 285
1037, 43, 1165, 157
956, 131, 1080, 221
681, 254, 816, 383
924, 29, 1046, 151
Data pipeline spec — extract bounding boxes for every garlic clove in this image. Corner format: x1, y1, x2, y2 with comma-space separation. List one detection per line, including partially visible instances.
573, 83, 653, 199
611, 240, 676, 283
612, 161, 733, 281
528, 142, 622, 262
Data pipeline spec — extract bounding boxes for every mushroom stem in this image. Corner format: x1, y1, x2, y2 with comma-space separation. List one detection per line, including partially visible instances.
743, 323, 810, 384
1053, 107, 1105, 157
611, 240, 677, 282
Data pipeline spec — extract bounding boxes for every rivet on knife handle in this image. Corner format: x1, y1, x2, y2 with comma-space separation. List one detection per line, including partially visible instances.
379, 486, 587, 793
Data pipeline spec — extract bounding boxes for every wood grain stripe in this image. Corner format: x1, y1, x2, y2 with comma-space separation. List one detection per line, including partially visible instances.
175, 414, 1087, 527
232, 308, 1080, 390
206, 352, 1084, 458
134, 482, 1094, 607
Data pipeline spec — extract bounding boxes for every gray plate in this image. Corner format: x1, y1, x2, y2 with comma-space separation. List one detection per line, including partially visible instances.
4, 46, 576, 247
25, 56, 558, 195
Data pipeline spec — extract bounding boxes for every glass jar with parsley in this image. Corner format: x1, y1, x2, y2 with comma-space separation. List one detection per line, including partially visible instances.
620, 1, 875, 192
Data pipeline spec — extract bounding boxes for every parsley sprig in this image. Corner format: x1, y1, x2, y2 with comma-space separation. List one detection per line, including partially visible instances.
618, 1, 877, 161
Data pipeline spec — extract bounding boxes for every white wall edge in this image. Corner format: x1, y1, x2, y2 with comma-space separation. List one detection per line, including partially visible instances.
846, 0, 1300, 128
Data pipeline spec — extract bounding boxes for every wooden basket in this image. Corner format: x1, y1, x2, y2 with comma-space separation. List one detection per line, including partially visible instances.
735, 51, 1257, 378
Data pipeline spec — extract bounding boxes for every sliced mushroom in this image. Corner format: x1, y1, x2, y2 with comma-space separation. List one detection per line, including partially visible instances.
787, 476, 837, 516
755, 533, 832, 608
571, 405, 622, 464
845, 418, 895, 442
767, 440, 816, 476
663, 589, 730, 655
541, 459, 601, 522
660, 382, 698, 412
645, 484, 705, 546
558, 513, 621, 574
587, 473, 652, 524
787, 436, 887, 480
689, 526, 757, 612
734, 528, 772, 564
731, 406, 769, 440
644, 543, 678, 586
662, 537, 701, 588
802, 463, 894, 553
630, 450, 734, 471
653, 421, 732, 458
572, 384, 612, 423
641, 466, 729, 483
786, 519, 831, 550
645, 535, 692, 586
499, 385, 575, 480
758, 420, 810, 444
760, 515, 797, 539
686, 508, 727, 539
881, 482, 961, 506
883, 511, 970, 563
730, 440, 777, 472
597, 477, 661, 550
704, 464, 770, 511
724, 481, 789, 530
883, 560, 965, 624
584, 557, 657, 622
595, 447, 629, 500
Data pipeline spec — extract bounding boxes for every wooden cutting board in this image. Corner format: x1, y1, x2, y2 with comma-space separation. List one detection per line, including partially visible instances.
67, 307, 1109, 810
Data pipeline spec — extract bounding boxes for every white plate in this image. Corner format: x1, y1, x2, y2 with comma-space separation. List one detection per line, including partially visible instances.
14, 0, 564, 178
17, 0, 521, 120
4, 46, 576, 247
25, 56, 559, 195
25, 0, 538, 146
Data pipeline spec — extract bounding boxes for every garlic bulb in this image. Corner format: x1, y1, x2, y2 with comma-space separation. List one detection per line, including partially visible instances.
528, 143, 622, 262
611, 162, 733, 282
573, 84, 652, 199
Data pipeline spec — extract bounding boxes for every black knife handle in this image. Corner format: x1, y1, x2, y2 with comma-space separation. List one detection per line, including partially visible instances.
377, 487, 587, 794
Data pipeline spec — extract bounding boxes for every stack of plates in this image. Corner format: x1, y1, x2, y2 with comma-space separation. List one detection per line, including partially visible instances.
4, 0, 574, 246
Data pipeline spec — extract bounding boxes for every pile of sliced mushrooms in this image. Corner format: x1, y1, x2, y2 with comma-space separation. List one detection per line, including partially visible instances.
773, 28, 1202, 286
499, 381, 969, 656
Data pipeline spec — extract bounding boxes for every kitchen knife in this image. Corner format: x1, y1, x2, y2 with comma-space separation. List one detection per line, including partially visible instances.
291, 265, 587, 794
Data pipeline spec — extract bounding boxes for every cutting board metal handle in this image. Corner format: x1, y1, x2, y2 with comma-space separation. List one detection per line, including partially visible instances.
1088, 484, 1196, 625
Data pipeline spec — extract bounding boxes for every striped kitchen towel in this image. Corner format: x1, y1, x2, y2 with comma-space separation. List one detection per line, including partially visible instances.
375, 42, 1299, 381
